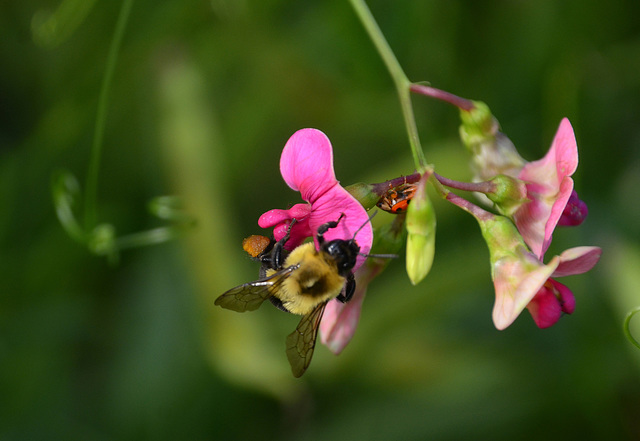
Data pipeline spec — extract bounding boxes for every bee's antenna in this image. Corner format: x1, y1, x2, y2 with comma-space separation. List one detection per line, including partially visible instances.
358, 251, 398, 259
351, 210, 378, 241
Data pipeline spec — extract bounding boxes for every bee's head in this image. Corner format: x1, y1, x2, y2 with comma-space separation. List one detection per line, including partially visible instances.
322, 238, 360, 277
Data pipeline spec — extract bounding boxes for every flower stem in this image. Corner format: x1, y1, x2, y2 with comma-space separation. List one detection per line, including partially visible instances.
445, 191, 494, 222
84, 0, 134, 231
348, 0, 427, 172
434, 172, 496, 194
410, 84, 475, 111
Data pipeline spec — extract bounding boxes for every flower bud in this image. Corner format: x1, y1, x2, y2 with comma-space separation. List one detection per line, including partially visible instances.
459, 101, 525, 182
485, 174, 529, 217
405, 172, 436, 285
344, 182, 380, 210
557, 190, 588, 226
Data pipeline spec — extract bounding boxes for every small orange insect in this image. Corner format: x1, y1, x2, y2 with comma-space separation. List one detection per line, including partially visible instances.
376, 182, 418, 214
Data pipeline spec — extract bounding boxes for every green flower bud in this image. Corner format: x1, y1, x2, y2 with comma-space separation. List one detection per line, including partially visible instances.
458, 101, 525, 183
345, 182, 380, 210
405, 173, 436, 285
486, 174, 529, 217
459, 101, 498, 151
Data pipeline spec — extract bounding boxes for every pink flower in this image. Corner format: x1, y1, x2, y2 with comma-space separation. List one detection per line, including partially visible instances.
258, 128, 373, 351
258, 129, 372, 267
526, 246, 601, 328
491, 242, 601, 330
448, 191, 601, 330
513, 118, 587, 258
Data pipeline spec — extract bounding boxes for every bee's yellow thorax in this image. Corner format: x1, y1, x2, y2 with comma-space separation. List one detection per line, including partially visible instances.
268, 242, 346, 315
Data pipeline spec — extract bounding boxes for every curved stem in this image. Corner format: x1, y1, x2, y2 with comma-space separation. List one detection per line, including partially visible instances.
84, 0, 134, 231
348, 0, 427, 172
410, 84, 475, 111
624, 306, 640, 350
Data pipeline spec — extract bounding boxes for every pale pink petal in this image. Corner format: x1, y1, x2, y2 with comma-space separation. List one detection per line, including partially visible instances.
320, 290, 366, 355
279, 128, 337, 203
553, 246, 602, 277
492, 254, 560, 330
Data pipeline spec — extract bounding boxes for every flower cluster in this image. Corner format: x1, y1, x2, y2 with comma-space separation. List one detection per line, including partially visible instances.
237, 97, 599, 359
455, 108, 600, 329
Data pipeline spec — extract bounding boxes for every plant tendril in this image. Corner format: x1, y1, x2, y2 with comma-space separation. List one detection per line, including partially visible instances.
624, 307, 640, 350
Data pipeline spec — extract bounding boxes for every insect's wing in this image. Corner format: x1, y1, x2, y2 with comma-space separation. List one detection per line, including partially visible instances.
215, 265, 298, 312
285, 302, 327, 377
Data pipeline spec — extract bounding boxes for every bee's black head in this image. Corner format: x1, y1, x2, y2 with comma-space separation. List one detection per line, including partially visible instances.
322, 238, 360, 277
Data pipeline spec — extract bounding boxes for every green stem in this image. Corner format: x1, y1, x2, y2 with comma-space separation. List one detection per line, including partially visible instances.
84, 0, 134, 231
348, 0, 427, 172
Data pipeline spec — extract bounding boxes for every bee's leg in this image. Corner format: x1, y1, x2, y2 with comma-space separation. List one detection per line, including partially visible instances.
268, 219, 297, 269
336, 273, 355, 303
316, 213, 345, 246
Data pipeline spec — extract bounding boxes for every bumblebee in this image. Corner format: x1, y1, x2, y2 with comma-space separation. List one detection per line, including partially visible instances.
376, 182, 418, 214
215, 214, 362, 377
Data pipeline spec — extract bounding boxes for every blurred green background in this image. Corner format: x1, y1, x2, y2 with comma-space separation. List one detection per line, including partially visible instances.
2, 0, 639, 439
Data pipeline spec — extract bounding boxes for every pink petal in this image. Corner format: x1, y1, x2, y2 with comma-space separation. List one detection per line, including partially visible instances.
541, 177, 574, 257
520, 118, 578, 187
280, 129, 337, 203
308, 187, 373, 270
320, 289, 366, 355
258, 205, 313, 250
553, 246, 602, 277
516, 119, 579, 258
551, 118, 579, 178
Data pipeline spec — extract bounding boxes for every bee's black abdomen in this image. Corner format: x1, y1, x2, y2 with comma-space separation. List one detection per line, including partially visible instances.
269, 296, 291, 313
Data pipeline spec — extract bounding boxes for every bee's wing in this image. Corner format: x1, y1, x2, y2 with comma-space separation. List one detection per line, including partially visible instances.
215, 265, 299, 312
285, 302, 327, 377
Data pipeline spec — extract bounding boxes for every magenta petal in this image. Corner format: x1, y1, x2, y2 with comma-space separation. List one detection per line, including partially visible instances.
320, 289, 366, 355
308, 186, 373, 270
553, 246, 602, 277
526, 284, 563, 329
258, 204, 313, 249
549, 279, 575, 314
558, 190, 588, 226
280, 129, 338, 203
